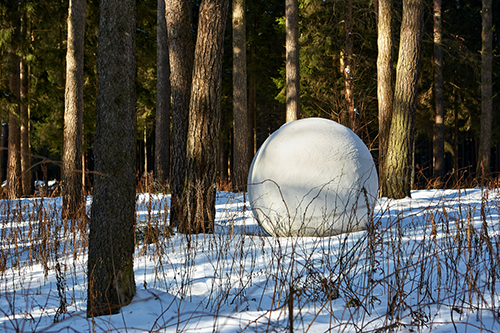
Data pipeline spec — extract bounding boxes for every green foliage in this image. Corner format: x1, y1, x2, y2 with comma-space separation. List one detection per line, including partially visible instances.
0, 0, 499, 184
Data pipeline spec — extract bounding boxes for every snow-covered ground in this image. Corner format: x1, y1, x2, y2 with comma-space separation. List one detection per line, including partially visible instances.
1, 188, 500, 332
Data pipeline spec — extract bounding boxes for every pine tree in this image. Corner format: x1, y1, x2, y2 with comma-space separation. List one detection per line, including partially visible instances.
62, 0, 86, 218
181, 0, 229, 234
285, 0, 300, 122
344, 0, 355, 131
167, 0, 194, 227
377, 0, 393, 194
382, 0, 424, 199
87, 0, 136, 317
433, 0, 445, 185
7, 7, 22, 199
477, 0, 492, 182
155, 0, 170, 185
232, 0, 251, 192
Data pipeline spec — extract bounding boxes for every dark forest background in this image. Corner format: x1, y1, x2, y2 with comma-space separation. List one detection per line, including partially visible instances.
1, 0, 499, 193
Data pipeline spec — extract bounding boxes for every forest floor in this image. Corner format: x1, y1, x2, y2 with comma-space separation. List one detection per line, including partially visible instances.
1, 187, 500, 332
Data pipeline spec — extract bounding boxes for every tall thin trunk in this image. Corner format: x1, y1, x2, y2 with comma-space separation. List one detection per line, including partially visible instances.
143, 125, 148, 175
166, 0, 194, 227
454, 97, 459, 184
155, 0, 170, 186
182, 0, 229, 234
285, 0, 300, 122
63, 0, 86, 217
477, 0, 492, 183
20, 55, 30, 196
344, 0, 355, 131
87, 0, 136, 317
0, 120, 4, 183
382, 0, 424, 199
377, 0, 393, 195
20, 8, 30, 196
248, 70, 256, 157
433, 0, 445, 185
232, 0, 250, 192
7, 11, 21, 199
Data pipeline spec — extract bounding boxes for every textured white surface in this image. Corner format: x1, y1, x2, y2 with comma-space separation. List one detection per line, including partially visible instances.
247, 118, 378, 237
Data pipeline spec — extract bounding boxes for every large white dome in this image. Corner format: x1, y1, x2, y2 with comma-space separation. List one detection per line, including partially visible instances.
247, 118, 378, 237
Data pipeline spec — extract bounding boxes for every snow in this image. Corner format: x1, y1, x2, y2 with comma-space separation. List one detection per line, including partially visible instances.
248, 118, 378, 237
1, 188, 500, 332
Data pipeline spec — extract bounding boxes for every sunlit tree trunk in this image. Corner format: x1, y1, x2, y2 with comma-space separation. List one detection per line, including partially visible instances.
377, 0, 392, 195
285, 0, 300, 122
477, 0, 492, 183
382, 0, 424, 199
344, 0, 355, 131
7, 11, 21, 199
62, 0, 86, 217
232, 0, 250, 192
20, 7, 30, 196
87, 0, 136, 317
182, 0, 229, 234
166, 0, 194, 227
433, 0, 445, 186
155, 0, 170, 186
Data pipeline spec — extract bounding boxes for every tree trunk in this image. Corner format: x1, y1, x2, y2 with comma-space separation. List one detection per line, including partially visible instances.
0, 120, 3, 184
155, 0, 170, 186
285, 0, 300, 122
87, 0, 136, 317
377, 0, 393, 196
20, 57, 30, 196
181, 0, 229, 234
7, 11, 21, 199
166, 0, 194, 227
344, 0, 355, 132
62, 0, 86, 218
248, 63, 256, 158
20, 7, 30, 196
477, 0, 492, 183
232, 0, 250, 192
382, 0, 424, 199
433, 0, 445, 185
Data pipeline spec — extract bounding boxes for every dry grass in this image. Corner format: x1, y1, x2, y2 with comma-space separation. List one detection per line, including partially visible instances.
1, 176, 500, 332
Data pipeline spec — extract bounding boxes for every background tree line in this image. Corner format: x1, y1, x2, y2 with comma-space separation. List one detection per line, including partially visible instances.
0, 0, 499, 197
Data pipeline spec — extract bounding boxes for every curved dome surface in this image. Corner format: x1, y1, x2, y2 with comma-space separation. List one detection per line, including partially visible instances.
247, 117, 378, 237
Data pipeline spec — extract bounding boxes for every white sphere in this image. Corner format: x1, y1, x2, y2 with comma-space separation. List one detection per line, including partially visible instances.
247, 118, 378, 237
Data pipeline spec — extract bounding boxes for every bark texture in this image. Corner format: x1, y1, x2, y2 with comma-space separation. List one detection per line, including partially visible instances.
7, 11, 21, 199
20, 9, 30, 196
382, 0, 424, 199
285, 0, 300, 122
377, 0, 393, 195
181, 0, 229, 234
433, 0, 445, 184
344, 0, 355, 131
87, 0, 136, 317
155, 0, 170, 185
477, 0, 492, 182
166, 0, 194, 227
20, 57, 30, 196
63, 0, 86, 217
232, 0, 250, 192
